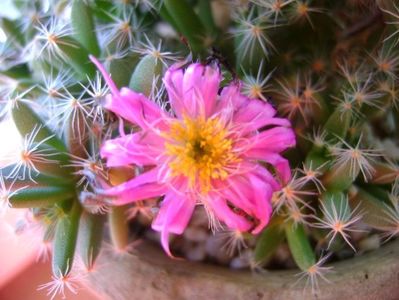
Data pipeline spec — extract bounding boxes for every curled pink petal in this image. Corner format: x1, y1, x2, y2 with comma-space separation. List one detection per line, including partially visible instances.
205, 195, 252, 232
101, 131, 165, 167
90, 55, 167, 129
91, 58, 296, 256
152, 191, 196, 257
104, 88, 166, 129
245, 150, 292, 184
247, 127, 296, 153
233, 99, 291, 133
102, 168, 167, 205
164, 63, 221, 118
218, 83, 245, 108
248, 175, 273, 234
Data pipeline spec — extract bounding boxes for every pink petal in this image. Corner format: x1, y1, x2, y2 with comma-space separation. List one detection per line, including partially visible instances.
104, 88, 166, 129
214, 84, 244, 121
246, 151, 292, 184
163, 67, 185, 117
234, 97, 275, 121
152, 191, 196, 257
247, 175, 273, 234
218, 84, 246, 107
217, 176, 254, 214
210, 161, 280, 192
216, 173, 273, 234
164, 63, 221, 118
251, 165, 282, 191
101, 131, 165, 167
101, 168, 167, 205
246, 127, 296, 153
205, 195, 252, 232
90, 55, 166, 129
217, 83, 290, 133
233, 98, 291, 133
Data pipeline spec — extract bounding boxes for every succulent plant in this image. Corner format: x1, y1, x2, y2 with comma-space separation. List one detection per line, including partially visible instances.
0, 0, 398, 298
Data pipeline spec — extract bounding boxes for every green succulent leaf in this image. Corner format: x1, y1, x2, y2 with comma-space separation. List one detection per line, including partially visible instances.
109, 55, 139, 88
78, 212, 105, 270
254, 218, 284, 265
11, 101, 68, 154
52, 200, 82, 277
351, 186, 393, 230
57, 37, 96, 78
129, 54, 163, 97
9, 185, 75, 208
323, 108, 351, 139
197, 0, 218, 36
285, 221, 316, 271
71, 0, 100, 56
321, 191, 349, 215
0, 18, 25, 46
322, 165, 355, 192
162, 0, 206, 55
1, 164, 74, 187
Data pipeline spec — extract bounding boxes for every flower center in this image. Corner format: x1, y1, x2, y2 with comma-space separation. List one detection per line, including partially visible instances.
164, 115, 239, 193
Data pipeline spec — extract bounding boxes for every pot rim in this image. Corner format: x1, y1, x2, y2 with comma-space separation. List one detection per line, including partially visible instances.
86, 239, 399, 300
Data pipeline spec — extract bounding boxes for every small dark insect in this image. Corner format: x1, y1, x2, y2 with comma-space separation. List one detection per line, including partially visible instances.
206, 47, 237, 80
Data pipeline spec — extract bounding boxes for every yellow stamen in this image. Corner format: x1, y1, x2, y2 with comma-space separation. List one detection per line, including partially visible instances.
164, 115, 239, 193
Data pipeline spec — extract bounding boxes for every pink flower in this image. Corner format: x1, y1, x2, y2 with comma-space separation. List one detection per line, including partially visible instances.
90, 56, 296, 256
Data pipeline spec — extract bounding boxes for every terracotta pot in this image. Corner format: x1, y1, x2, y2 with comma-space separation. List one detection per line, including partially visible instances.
85, 239, 399, 300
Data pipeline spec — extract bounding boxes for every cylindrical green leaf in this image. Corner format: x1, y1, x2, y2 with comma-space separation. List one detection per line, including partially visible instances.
285, 221, 316, 271
322, 163, 355, 192
109, 55, 139, 89
0, 18, 25, 46
71, 0, 100, 56
254, 219, 284, 265
129, 54, 163, 97
323, 107, 351, 139
11, 102, 75, 179
198, 0, 218, 36
305, 150, 329, 171
322, 191, 351, 219
12, 101, 67, 153
1, 164, 74, 187
9, 186, 74, 208
1, 64, 30, 79
78, 212, 105, 270
163, 0, 206, 55
159, 4, 180, 32
52, 200, 82, 277
310, 93, 330, 126
350, 186, 393, 230
57, 37, 96, 78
